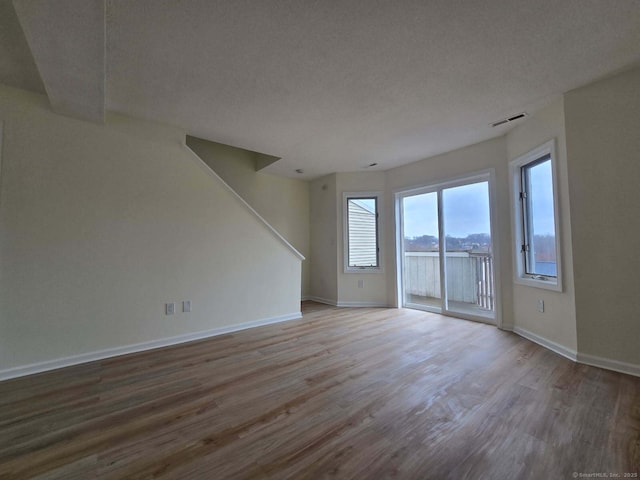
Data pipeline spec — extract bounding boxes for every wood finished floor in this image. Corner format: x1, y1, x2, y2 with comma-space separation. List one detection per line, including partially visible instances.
0, 302, 639, 479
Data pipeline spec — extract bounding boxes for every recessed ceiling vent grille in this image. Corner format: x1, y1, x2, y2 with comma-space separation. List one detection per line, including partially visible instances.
491, 112, 527, 127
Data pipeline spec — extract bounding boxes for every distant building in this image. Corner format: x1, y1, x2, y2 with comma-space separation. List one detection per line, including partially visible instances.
348, 200, 377, 267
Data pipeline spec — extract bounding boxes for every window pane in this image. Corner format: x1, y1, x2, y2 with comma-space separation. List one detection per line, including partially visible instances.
524, 158, 557, 276
402, 192, 440, 309
442, 181, 494, 315
347, 198, 378, 267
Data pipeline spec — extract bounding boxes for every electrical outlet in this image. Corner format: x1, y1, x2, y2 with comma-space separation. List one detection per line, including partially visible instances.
165, 302, 176, 315
358, 279, 364, 289
537, 300, 544, 313
183, 300, 192, 313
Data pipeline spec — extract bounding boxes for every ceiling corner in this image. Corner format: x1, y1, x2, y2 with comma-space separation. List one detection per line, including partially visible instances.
13, 0, 105, 123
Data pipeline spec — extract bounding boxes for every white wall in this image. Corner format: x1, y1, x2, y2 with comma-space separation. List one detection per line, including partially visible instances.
564, 66, 640, 367
0, 85, 301, 374
385, 137, 513, 326
505, 98, 577, 352
309, 174, 338, 304
186, 137, 310, 297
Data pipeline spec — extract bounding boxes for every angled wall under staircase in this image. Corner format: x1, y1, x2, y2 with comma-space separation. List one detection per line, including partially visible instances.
187, 136, 310, 298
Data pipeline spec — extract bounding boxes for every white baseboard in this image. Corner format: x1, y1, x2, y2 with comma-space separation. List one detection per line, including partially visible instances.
0, 311, 302, 382
305, 296, 338, 306
305, 296, 388, 308
576, 352, 640, 378
7, 312, 636, 382
336, 301, 389, 308
512, 327, 640, 377
512, 326, 577, 362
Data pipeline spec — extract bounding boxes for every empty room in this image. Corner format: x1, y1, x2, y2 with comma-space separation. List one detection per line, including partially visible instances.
1, 1, 639, 478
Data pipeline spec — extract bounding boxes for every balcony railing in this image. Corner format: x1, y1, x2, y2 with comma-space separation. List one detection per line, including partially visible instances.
471, 252, 494, 310
404, 251, 494, 311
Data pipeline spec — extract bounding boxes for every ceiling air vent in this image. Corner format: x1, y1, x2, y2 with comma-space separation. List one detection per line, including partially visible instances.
491, 112, 527, 128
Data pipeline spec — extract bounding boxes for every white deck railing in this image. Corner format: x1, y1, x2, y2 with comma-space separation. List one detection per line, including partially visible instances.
404, 251, 494, 310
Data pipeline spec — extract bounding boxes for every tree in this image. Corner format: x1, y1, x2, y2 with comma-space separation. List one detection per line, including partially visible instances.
404, 235, 438, 251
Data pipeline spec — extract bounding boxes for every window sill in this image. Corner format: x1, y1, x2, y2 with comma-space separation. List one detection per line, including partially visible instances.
514, 275, 562, 292
344, 267, 383, 274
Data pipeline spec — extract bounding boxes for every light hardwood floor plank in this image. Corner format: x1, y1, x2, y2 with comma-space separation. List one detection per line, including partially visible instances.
0, 302, 638, 479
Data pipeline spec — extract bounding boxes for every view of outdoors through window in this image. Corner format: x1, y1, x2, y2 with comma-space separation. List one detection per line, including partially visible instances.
402, 181, 495, 315
402, 192, 441, 309
403, 183, 491, 254
522, 157, 557, 277
347, 197, 378, 268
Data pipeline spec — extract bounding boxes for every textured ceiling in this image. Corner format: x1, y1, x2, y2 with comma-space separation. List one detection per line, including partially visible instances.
0, 0, 45, 94
14, 0, 105, 123
3, 0, 640, 178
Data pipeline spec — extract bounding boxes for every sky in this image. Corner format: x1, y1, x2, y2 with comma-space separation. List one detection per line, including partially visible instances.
403, 182, 490, 238
527, 159, 556, 236
351, 198, 375, 213
403, 192, 439, 238
402, 167, 556, 240
403, 181, 495, 239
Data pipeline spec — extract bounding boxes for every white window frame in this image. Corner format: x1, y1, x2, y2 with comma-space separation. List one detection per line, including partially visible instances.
510, 139, 563, 292
0, 122, 3, 207
343, 192, 383, 273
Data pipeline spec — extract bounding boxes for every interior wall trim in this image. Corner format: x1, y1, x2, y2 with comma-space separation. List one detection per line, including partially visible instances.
306, 297, 388, 308
336, 301, 389, 308
305, 296, 338, 306
576, 352, 640, 378
513, 326, 640, 377
0, 311, 302, 382
512, 326, 577, 362
185, 145, 305, 261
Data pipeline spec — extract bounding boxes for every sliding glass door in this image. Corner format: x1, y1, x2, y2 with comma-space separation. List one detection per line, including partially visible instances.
398, 174, 496, 323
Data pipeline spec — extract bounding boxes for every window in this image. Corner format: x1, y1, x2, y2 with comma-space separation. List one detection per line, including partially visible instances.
511, 140, 562, 291
344, 193, 381, 272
